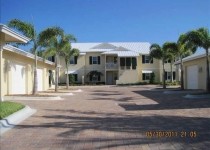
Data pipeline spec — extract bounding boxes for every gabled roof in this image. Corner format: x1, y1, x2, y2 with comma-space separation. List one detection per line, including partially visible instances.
3, 45, 54, 65
174, 49, 210, 65
71, 42, 151, 55
0, 24, 30, 43
91, 43, 117, 49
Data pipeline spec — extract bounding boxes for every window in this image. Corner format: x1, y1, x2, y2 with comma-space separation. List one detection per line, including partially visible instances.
165, 71, 176, 80
164, 59, 171, 63
126, 58, 131, 69
89, 56, 100, 64
142, 55, 153, 64
92, 56, 98, 64
48, 56, 55, 62
142, 73, 151, 80
70, 56, 78, 64
120, 57, 137, 70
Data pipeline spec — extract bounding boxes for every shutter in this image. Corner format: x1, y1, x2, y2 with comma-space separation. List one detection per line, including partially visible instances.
120, 58, 125, 66
98, 75, 101, 81
89, 56, 92, 64
142, 55, 145, 64
75, 56, 78, 64
75, 74, 78, 81
142, 73, 145, 80
98, 56, 100, 64
165, 72, 167, 80
52, 56, 55, 62
132, 57, 137, 69
173, 71, 176, 80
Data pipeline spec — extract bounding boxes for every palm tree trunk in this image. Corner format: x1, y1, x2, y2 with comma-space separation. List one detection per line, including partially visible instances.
55, 54, 59, 92
170, 62, 173, 83
66, 61, 69, 89
162, 60, 166, 89
180, 56, 184, 90
206, 49, 210, 92
32, 52, 38, 95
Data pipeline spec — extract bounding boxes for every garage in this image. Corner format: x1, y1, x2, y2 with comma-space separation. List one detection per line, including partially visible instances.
11, 64, 26, 94
37, 69, 43, 91
187, 65, 198, 89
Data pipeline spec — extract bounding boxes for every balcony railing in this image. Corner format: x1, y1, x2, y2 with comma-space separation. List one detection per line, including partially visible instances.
106, 63, 118, 70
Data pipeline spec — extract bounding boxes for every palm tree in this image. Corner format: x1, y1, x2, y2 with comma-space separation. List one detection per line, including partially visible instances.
38, 28, 76, 91
8, 19, 39, 95
183, 28, 210, 92
150, 44, 168, 89
61, 42, 79, 89
162, 35, 197, 90
163, 42, 177, 83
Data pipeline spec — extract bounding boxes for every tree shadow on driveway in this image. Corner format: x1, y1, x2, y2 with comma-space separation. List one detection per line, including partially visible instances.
118, 90, 210, 111
15, 109, 210, 149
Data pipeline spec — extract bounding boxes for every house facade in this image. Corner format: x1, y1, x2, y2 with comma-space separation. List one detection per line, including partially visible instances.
58, 42, 177, 85
0, 24, 55, 101
175, 51, 210, 90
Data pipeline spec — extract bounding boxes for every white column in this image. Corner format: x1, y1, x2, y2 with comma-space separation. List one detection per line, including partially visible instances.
0, 37, 5, 101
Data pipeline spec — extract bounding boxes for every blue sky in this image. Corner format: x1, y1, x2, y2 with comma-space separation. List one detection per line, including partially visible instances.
1, 0, 210, 50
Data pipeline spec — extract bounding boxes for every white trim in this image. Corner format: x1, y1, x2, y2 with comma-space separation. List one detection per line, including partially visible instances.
142, 70, 153, 73
65, 70, 77, 74
3, 45, 54, 65
0, 24, 30, 43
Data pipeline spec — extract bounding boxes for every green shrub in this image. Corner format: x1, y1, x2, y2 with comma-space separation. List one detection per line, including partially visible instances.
0, 101, 25, 119
149, 72, 155, 84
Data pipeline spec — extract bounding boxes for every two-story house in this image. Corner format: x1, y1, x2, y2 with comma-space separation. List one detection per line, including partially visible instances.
58, 42, 177, 85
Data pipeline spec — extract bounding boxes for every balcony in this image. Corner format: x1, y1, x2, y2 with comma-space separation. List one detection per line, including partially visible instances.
106, 63, 118, 70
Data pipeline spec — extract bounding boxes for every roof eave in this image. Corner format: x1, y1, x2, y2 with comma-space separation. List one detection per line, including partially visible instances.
0, 24, 31, 43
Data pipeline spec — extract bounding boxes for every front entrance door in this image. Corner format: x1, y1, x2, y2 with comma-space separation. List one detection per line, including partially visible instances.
106, 72, 113, 85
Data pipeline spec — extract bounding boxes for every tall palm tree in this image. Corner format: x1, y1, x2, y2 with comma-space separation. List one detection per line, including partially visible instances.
61, 42, 79, 89
184, 28, 210, 92
38, 28, 76, 91
162, 35, 197, 90
163, 42, 177, 83
8, 19, 39, 95
150, 44, 168, 89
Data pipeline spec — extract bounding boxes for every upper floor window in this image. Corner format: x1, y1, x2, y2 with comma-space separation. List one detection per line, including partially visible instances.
120, 57, 137, 70
70, 56, 78, 64
89, 56, 100, 65
164, 59, 171, 63
142, 55, 153, 64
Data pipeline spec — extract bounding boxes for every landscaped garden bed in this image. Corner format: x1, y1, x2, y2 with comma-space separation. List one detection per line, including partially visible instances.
0, 101, 25, 119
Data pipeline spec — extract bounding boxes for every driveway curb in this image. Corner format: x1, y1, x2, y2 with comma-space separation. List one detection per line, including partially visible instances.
4, 96, 63, 101
0, 106, 37, 136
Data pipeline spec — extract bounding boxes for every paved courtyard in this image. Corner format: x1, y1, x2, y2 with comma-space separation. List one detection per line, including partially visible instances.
1, 85, 210, 150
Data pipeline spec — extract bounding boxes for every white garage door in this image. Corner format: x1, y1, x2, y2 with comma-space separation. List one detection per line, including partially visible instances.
11, 64, 26, 94
187, 65, 198, 89
37, 69, 43, 91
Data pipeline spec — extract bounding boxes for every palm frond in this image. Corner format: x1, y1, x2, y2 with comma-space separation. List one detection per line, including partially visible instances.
8, 19, 35, 39
149, 44, 163, 60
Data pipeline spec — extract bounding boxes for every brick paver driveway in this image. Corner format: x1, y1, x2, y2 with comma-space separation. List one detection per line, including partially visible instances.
1, 85, 210, 150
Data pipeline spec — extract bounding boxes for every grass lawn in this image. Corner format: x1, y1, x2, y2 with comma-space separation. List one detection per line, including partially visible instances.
0, 101, 25, 119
